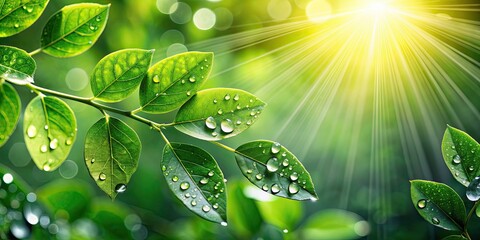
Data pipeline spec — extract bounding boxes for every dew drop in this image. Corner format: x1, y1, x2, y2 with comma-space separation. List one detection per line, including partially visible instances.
262, 184, 269, 191
65, 137, 73, 146
202, 205, 211, 212
469, 166, 475, 172
185, 193, 191, 198
217, 109, 223, 115
271, 184, 281, 194
186, 91, 191, 96
40, 145, 48, 153
255, 174, 263, 180
283, 229, 289, 233
172, 176, 179, 182
180, 182, 190, 190
49, 139, 58, 150
208, 170, 214, 177
27, 125, 37, 138
89, 24, 97, 31
221, 222, 228, 227
181, 79, 185, 84
271, 142, 281, 154
213, 203, 219, 209
44, 125, 48, 130
96, 16, 102, 22
224, 94, 231, 100
205, 116, 217, 130
417, 199, 427, 209
212, 132, 218, 137
191, 200, 197, 206
282, 159, 289, 167
115, 184, 127, 193
266, 158, 279, 172
200, 178, 209, 185
432, 217, 440, 225
246, 169, 253, 174
236, 120, 242, 125
246, 120, 252, 125
220, 119, 234, 133
290, 172, 299, 181
233, 94, 240, 101
466, 176, 480, 201
91, 158, 95, 164
161, 165, 167, 171
14, 23, 19, 28
452, 155, 461, 164
213, 99, 218, 104
99, 173, 106, 181
288, 182, 300, 194
189, 77, 196, 82
153, 75, 160, 83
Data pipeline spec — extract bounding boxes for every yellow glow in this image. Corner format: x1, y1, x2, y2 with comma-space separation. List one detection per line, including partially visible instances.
367, 2, 389, 15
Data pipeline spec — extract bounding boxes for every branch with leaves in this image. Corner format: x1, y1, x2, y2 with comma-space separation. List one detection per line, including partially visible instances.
0, 1, 317, 224
411, 126, 480, 240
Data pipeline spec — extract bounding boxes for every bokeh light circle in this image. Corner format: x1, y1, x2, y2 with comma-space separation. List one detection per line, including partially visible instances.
65, 68, 89, 91
306, 0, 332, 23
194, 8, 216, 30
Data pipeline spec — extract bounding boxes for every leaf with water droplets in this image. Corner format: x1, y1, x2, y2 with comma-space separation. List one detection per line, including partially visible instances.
139, 52, 213, 113
174, 88, 266, 141
24, 96, 77, 171
40, 3, 110, 58
442, 236, 468, 240
162, 143, 227, 223
235, 140, 317, 200
442, 126, 480, 187
0, 0, 49, 37
410, 180, 466, 231
0, 45, 36, 85
91, 49, 154, 102
84, 116, 140, 199
0, 83, 20, 147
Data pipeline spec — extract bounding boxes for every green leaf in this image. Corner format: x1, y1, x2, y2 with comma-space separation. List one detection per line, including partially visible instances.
84, 116, 141, 199
410, 180, 466, 231
477, 205, 480, 218
0, 82, 20, 147
0, 0, 49, 37
442, 126, 480, 187
162, 143, 227, 223
91, 49, 154, 102
299, 209, 369, 239
36, 180, 92, 222
40, 3, 110, 58
139, 52, 213, 113
255, 193, 303, 232
87, 199, 132, 239
227, 181, 262, 237
235, 140, 317, 200
443, 236, 468, 240
24, 96, 77, 171
174, 88, 266, 141
0, 45, 36, 85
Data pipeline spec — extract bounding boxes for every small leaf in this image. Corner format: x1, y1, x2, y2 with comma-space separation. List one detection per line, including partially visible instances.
174, 88, 266, 141
0, 82, 21, 147
24, 96, 77, 171
162, 143, 227, 223
235, 140, 317, 200
299, 209, 369, 239
0, 0, 49, 37
40, 3, 110, 58
84, 116, 141, 199
443, 235, 468, 240
442, 126, 480, 187
0, 45, 36, 85
227, 181, 262, 237
139, 52, 213, 113
91, 49, 154, 102
87, 199, 132, 239
410, 180, 466, 231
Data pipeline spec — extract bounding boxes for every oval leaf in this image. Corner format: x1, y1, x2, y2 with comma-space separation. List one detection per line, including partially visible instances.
227, 181, 262, 237
139, 52, 213, 113
40, 3, 110, 58
410, 180, 466, 231
174, 88, 266, 141
162, 143, 227, 223
235, 140, 317, 200
91, 49, 154, 102
442, 126, 480, 187
0, 45, 35, 85
24, 96, 77, 171
0, 0, 49, 37
84, 116, 140, 199
0, 83, 21, 147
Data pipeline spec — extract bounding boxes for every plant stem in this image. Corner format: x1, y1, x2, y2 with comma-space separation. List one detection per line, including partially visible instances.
29, 48, 42, 56
211, 141, 236, 153
463, 201, 480, 240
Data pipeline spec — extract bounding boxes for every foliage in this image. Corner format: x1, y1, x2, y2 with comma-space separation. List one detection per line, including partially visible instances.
0, 0, 317, 227
411, 126, 480, 240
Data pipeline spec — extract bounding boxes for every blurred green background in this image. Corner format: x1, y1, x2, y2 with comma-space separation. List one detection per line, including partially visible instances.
1, 0, 480, 239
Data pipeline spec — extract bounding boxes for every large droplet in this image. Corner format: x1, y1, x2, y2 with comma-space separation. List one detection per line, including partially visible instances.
452, 155, 461, 164
189, 76, 196, 83
466, 176, 480, 201
99, 173, 106, 181
417, 199, 427, 209
271, 184, 281, 194
180, 182, 190, 190
266, 158, 280, 172
290, 172, 299, 181
115, 184, 127, 193
200, 178, 209, 185
271, 142, 281, 154
27, 125, 37, 138
208, 170, 214, 177
282, 159, 289, 167
432, 217, 440, 225
49, 138, 58, 150
202, 205, 211, 212
262, 184, 269, 191
220, 119, 234, 133
205, 116, 217, 130
172, 176, 179, 182
288, 182, 300, 194
153, 75, 160, 83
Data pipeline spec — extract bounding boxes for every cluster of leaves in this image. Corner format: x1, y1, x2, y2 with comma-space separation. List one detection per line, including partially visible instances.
411, 126, 480, 240
0, 1, 317, 225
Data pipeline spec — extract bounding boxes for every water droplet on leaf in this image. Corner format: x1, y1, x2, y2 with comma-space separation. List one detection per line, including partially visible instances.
153, 75, 160, 83
200, 178, 209, 185
452, 155, 461, 164
49, 139, 58, 150
27, 125, 37, 138
189, 77, 196, 82
115, 184, 127, 193
417, 199, 427, 209
99, 173, 106, 181
290, 172, 299, 181
432, 217, 440, 225
220, 119, 234, 133
172, 176, 179, 182
202, 205, 211, 212
271, 184, 280, 194
40, 145, 48, 153
208, 170, 214, 177
224, 94, 231, 100
65, 137, 73, 146
288, 182, 300, 194
180, 182, 190, 190
233, 94, 239, 101
255, 174, 263, 180
466, 176, 480, 201
205, 116, 217, 130
266, 158, 280, 172
271, 142, 281, 154
191, 200, 197, 206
